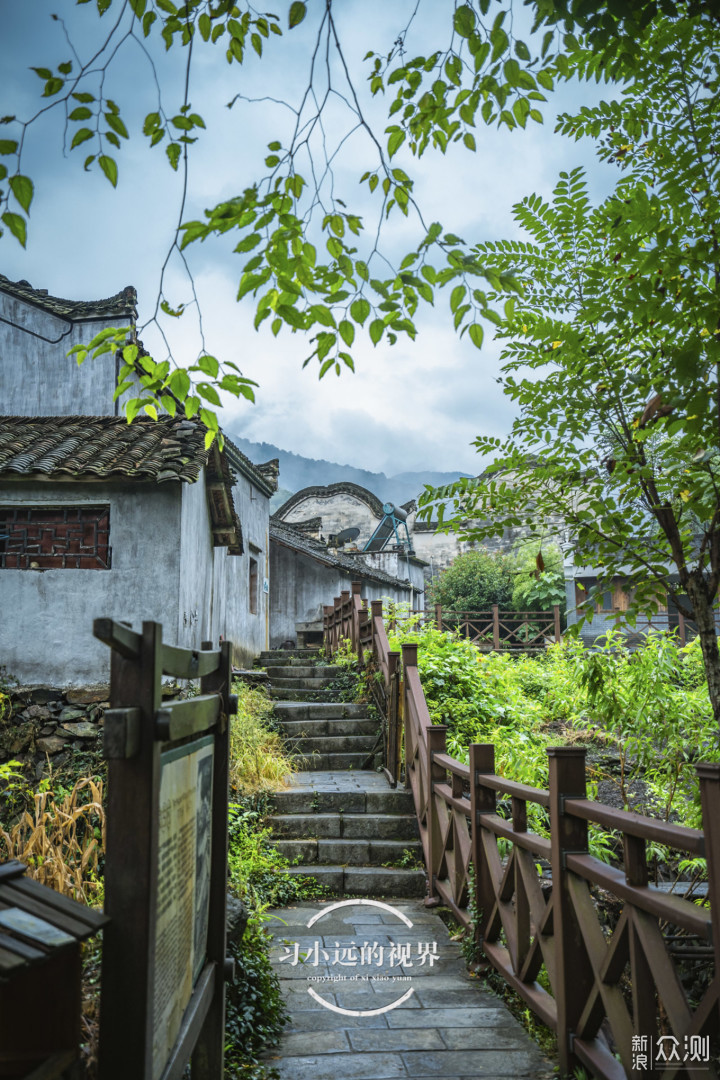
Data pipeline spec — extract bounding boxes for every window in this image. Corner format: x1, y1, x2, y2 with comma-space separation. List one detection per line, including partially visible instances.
0, 506, 111, 569
249, 557, 258, 614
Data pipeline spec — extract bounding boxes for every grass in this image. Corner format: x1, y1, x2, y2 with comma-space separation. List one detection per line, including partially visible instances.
230, 682, 295, 795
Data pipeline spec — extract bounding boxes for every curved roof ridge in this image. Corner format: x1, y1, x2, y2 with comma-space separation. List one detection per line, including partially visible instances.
0, 276, 137, 322
275, 481, 385, 520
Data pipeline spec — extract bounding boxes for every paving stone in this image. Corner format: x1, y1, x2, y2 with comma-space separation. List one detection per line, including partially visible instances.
329, 988, 421, 1009
342, 814, 420, 840
441, 1027, 530, 1050
400, 1049, 544, 1076
317, 839, 370, 865
348, 1027, 446, 1052
286, 1010, 388, 1031
264, 1052, 407, 1079
343, 866, 426, 897
387, 1007, 521, 1029
274, 1030, 351, 1055
412, 988, 505, 1009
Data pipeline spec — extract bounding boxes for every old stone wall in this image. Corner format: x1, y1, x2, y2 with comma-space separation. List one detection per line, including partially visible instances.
0, 683, 107, 782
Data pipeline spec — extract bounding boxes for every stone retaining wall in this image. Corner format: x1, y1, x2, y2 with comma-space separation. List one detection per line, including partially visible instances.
0, 684, 107, 780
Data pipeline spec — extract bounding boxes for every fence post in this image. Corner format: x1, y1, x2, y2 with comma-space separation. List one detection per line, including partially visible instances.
387, 651, 400, 785
492, 605, 500, 650
401, 643, 418, 792
370, 599, 383, 658
435, 604, 442, 630
425, 724, 448, 906
99, 621, 162, 1080
697, 763, 720, 983
323, 605, 334, 658
191, 640, 232, 1079
553, 605, 561, 642
469, 744, 496, 951
351, 582, 362, 655
548, 747, 590, 1078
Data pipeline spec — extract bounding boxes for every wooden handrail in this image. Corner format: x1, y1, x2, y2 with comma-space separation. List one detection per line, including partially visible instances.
324, 585, 720, 1080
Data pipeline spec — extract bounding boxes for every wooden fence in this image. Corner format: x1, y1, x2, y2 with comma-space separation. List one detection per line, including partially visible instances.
94, 618, 236, 1080
325, 584, 720, 1080
430, 604, 562, 649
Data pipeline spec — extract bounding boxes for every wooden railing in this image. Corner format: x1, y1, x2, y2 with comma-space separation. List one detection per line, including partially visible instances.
431, 604, 562, 649
325, 584, 720, 1080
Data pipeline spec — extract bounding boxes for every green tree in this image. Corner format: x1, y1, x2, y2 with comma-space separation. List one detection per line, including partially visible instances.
430, 549, 514, 611
3, 1, 717, 439
510, 541, 565, 612
422, 14, 720, 728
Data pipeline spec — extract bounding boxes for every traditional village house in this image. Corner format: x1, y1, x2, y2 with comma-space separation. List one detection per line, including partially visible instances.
0, 275, 276, 684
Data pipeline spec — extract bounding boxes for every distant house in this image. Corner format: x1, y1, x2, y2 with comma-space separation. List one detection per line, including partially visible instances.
270, 519, 424, 648
0, 275, 277, 684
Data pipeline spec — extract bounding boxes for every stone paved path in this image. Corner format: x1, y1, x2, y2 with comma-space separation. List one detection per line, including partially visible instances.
260, 898, 555, 1079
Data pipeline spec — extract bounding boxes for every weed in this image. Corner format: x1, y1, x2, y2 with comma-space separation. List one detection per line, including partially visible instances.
230, 682, 295, 794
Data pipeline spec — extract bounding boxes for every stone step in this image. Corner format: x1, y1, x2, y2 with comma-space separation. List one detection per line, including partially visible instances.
270, 787, 415, 815
273, 703, 371, 721
279, 717, 379, 739
257, 650, 323, 663
268, 666, 338, 679
269, 687, 336, 700
271, 813, 420, 841
286, 735, 377, 756
283, 864, 426, 897
272, 837, 423, 866
269, 676, 338, 690
292, 752, 373, 771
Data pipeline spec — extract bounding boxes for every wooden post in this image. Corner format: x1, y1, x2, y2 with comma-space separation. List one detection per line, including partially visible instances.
401, 643, 418, 792
548, 747, 590, 1078
323, 605, 334, 658
99, 622, 163, 1080
435, 604, 442, 631
425, 724, 448, 905
553, 604, 561, 642
387, 651, 400, 785
469, 744, 496, 947
351, 582, 362, 655
697, 763, 720, 998
191, 641, 232, 1079
371, 599, 383, 659
492, 605, 500, 651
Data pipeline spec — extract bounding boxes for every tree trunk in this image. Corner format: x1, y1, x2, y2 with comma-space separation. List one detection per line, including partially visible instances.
685, 574, 720, 739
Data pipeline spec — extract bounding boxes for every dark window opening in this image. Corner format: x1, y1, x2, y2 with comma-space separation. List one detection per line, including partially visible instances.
0, 506, 111, 569
249, 557, 258, 614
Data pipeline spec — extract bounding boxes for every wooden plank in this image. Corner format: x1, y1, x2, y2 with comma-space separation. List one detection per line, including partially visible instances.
161, 644, 221, 681
0, 943, 30, 975
10, 878, 108, 932
432, 754, 470, 780
0, 861, 27, 882
479, 814, 552, 859
0, 887, 93, 939
0, 930, 46, 962
477, 774, 550, 808
566, 855, 712, 937
93, 618, 141, 660
573, 1037, 627, 1080
155, 695, 221, 742
159, 963, 214, 1080
482, 939, 557, 1030
564, 798, 704, 856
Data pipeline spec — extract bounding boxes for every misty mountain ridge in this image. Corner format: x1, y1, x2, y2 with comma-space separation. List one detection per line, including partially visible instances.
226, 432, 472, 512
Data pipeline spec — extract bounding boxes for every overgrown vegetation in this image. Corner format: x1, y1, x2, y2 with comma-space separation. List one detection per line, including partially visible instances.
428, 542, 566, 616
387, 613, 717, 873
229, 682, 295, 794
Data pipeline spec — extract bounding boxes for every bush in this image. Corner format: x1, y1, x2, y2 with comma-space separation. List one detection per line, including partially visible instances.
230, 683, 295, 794
510, 541, 566, 613
429, 549, 515, 611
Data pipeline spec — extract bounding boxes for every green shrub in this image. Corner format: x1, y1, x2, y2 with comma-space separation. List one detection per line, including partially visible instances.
230, 684, 295, 794
510, 541, 566, 613
429, 549, 515, 611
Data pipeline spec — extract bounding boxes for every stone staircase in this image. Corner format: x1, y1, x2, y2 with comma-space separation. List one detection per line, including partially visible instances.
257, 648, 425, 897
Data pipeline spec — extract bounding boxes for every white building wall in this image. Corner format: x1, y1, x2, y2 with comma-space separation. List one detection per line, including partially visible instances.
0, 480, 182, 685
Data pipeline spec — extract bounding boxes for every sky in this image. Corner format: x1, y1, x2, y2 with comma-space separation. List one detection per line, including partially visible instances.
0, 0, 619, 478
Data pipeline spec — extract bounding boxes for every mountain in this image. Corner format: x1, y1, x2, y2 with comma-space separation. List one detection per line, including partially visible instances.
225, 433, 471, 513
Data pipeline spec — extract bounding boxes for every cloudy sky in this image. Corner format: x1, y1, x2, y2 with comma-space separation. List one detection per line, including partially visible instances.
1, 1, 618, 477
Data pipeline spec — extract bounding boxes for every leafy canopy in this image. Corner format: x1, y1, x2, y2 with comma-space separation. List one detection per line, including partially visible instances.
3, 0, 710, 436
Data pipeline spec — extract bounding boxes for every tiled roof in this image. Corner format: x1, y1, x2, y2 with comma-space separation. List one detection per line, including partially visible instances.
0, 415, 207, 482
223, 436, 277, 496
270, 519, 412, 591
0, 276, 137, 321
0, 415, 243, 554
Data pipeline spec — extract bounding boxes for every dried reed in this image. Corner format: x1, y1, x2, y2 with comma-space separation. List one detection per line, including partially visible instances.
0, 777, 105, 904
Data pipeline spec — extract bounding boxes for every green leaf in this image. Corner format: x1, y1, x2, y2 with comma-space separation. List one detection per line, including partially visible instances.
339, 320, 355, 347
71, 127, 95, 150
468, 323, 484, 349
2, 212, 27, 247
9, 175, 33, 214
289, 2, 306, 29
369, 318, 384, 345
0, 139, 18, 155
453, 5, 475, 38
129, 0, 146, 16
514, 40, 531, 61
350, 297, 371, 325
197, 383, 222, 406
166, 143, 181, 170
463, 132, 476, 152
197, 354, 220, 378
198, 12, 211, 40
98, 154, 118, 187
69, 106, 93, 121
